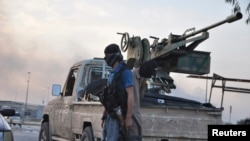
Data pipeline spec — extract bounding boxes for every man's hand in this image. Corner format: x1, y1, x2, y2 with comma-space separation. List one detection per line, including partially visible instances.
125, 117, 132, 129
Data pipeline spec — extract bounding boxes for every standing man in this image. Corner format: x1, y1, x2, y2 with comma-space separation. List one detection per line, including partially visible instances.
101, 43, 135, 141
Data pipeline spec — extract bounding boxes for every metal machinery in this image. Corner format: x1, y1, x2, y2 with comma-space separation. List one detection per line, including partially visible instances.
117, 12, 242, 94
188, 73, 250, 108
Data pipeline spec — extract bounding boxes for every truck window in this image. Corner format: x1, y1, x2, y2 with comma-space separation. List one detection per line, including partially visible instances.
88, 67, 111, 84
65, 68, 78, 96
76, 66, 111, 101
89, 68, 103, 83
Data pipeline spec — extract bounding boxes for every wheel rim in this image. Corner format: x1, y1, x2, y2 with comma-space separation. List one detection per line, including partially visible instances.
120, 32, 130, 52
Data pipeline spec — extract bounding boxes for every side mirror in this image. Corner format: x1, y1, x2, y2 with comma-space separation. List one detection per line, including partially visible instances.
52, 84, 61, 96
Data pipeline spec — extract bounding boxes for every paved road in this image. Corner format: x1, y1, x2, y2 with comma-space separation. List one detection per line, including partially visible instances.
12, 124, 40, 141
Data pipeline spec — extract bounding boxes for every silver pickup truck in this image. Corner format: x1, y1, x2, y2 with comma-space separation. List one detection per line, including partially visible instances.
38, 58, 223, 141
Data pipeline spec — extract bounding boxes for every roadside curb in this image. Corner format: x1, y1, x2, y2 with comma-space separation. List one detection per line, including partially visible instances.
22, 119, 41, 126
24, 121, 40, 126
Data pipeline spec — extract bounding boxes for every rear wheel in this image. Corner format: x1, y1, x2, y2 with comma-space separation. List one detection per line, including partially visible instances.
39, 122, 50, 141
81, 126, 94, 141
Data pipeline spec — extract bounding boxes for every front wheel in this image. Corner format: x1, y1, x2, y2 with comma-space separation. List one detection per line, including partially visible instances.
39, 122, 51, 141
81, 126, 94, 141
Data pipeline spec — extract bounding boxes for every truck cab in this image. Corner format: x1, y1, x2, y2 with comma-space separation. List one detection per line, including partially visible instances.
39, 58, 111, 141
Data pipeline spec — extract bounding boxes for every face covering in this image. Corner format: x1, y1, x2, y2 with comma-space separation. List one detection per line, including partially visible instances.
104, 54, 118, 67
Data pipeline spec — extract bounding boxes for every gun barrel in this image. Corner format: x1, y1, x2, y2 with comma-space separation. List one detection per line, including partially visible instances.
183, 12, 242, 39
226, 12, 243, 23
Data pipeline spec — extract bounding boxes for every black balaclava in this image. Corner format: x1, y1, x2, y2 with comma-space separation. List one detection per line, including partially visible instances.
104, 44, 123, 67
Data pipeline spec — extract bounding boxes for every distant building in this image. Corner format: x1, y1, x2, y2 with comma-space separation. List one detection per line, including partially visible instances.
0, 100, 44, 119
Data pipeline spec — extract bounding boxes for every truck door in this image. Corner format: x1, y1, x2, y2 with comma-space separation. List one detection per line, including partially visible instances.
55, 67, 79, 140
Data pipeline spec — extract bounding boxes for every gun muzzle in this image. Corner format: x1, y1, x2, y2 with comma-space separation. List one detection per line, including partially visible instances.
226, 12, 243, 23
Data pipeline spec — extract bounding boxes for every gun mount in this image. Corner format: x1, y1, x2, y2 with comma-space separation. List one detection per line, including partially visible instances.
188, 73, 250, 108
118, 12, 242, 93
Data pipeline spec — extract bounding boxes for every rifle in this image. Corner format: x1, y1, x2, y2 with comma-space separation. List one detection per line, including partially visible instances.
119, 125, 127, 141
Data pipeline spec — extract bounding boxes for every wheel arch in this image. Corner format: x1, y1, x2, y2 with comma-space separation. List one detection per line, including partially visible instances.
41, 114, 49, 123
82, 121, 92, 131
81, 122, 95, 141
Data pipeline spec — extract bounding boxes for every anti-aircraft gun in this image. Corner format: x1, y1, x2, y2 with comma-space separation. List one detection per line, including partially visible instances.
118, 12, 242, 93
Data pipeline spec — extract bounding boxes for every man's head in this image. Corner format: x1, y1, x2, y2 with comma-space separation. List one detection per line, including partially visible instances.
104, 44, 123, 67
139, 60, 157, 78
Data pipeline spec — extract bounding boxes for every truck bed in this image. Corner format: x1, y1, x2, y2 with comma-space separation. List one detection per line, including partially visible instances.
140, 90, 222, 141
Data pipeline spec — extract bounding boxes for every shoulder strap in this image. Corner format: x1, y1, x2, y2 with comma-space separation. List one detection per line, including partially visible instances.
112, 65, 128, 84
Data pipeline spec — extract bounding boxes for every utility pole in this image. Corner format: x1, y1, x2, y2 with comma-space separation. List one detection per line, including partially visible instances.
43, 87, 50, 104
25, 72, 31, 108
229, 105, 232, 123
47, 87, 50, 104
205, 74, 208, 103
42, 88, 45, 105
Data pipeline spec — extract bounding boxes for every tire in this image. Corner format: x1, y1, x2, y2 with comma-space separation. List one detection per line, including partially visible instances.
81, 126, 94, 141
39, 122, 51, 141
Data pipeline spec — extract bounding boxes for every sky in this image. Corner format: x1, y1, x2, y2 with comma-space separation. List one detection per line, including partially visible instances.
0, 0, 249, 124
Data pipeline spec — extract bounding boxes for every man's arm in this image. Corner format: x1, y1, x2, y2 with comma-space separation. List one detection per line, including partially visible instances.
125, 86, 134, 129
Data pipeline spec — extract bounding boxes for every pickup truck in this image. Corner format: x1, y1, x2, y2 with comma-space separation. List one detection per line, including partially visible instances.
39, 58, 223, 141
9, 111, 22, 128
